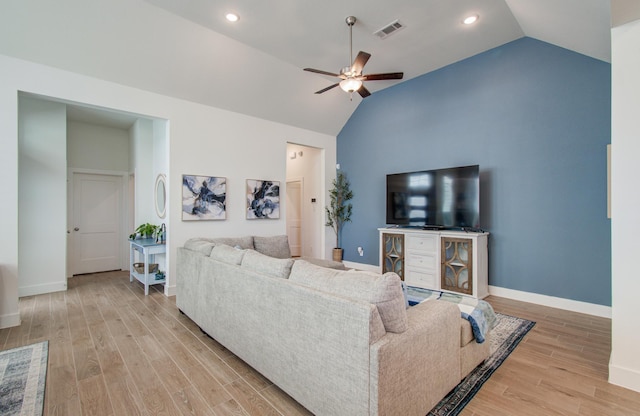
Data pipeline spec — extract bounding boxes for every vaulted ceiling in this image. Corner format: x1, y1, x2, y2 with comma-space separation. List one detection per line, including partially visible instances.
0, 0, 626, 135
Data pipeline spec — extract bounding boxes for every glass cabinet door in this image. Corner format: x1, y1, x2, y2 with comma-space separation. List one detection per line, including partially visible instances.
441, 237, 472, 295
382, 233, 404, 280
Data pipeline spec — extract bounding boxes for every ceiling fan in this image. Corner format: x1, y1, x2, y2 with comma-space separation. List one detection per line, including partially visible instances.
304, 16, 404, 99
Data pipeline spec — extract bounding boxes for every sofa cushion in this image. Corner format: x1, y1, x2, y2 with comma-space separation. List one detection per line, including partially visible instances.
210, 236, 255, 250
299, 257, 346, 270
289, 260, 408, 333
210, 244, 246, 265
241, 249, 295, 279
253, 235, 291, 259
183, 238, 216, 256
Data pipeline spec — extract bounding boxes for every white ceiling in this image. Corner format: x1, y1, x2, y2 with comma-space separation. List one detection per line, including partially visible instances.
0, 0, 619, 135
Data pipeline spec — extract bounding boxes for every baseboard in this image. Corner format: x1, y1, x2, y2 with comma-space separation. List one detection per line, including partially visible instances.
18, 281, 67, 297
0, 312, 21, 329
609, 355, 640, 393
489, 285, 612, 318
341, 262, 611, 318
164, 284, 176, 297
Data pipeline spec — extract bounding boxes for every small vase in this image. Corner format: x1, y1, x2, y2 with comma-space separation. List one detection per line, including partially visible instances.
332, 248, 344, 262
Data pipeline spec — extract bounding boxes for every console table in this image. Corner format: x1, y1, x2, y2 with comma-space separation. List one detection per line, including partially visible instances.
129, 238, 166, 295
379, 228, 489, 299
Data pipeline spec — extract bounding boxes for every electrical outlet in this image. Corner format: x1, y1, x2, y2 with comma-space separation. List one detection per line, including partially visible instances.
357, 246, 364, 256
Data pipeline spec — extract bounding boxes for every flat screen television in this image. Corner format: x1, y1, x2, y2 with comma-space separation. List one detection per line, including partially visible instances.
386, 165, 480, 229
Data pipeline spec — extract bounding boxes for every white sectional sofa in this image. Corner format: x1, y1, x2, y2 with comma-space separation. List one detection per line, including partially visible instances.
176, 236, 489, 416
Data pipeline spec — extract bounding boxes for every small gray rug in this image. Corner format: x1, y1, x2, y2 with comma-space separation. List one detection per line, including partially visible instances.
0, 341, 48, 416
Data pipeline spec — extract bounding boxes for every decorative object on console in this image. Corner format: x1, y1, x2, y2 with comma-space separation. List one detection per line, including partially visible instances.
326, 171, 353, 261
130, 222, 159, 240
155, 223, 166, 244
182, 175, 226, 221
246, 179, 280, 219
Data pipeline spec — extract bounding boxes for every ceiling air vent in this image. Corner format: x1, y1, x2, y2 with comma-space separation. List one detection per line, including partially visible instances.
373, 20, 405, 39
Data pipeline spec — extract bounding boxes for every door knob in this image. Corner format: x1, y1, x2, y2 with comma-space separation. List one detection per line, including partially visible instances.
74, 227, 80, 231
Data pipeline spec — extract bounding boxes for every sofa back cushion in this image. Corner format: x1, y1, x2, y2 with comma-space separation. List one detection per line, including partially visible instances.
183, 238, 216, 256
253, 235, 291, 259
210, 244, 246, 265
241, 250, 295, 279
210, 236, 255, 250
289, 260, 408, 333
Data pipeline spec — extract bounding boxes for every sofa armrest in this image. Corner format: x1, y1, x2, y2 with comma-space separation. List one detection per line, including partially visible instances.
370, 300, 460, 416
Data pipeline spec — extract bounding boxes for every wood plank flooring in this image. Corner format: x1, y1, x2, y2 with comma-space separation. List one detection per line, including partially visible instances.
1, 271, 639, 415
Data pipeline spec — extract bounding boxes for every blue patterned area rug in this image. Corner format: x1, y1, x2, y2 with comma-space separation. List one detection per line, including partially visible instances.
0, 341, 48, 416
427, 313, 535, 416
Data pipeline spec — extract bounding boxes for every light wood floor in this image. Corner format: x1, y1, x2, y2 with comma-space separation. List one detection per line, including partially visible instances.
1, 271, 639, 416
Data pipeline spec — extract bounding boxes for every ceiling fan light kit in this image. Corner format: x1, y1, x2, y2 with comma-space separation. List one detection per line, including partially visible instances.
303, 15, 403, 100
339, 78, 363, 93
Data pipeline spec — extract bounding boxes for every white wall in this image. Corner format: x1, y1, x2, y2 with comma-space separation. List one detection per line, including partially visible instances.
130, 119, 155, 226
286, 143, 324, 258
17, 95, 68, 297
0, 53, 336, 326
610, 18, 640, 393
67, 121, 129, 172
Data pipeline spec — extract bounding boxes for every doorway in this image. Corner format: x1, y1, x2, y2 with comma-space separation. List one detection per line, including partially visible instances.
286, 143, 323, 259
286, 179, 303, 257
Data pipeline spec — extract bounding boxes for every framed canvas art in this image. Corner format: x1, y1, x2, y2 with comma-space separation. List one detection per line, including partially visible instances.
246, 179, 280, 219
182, 175, 226, 220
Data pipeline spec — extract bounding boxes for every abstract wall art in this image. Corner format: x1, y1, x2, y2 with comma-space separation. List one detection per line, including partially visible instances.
246, 179, 280, 219
182, 175, 226, 220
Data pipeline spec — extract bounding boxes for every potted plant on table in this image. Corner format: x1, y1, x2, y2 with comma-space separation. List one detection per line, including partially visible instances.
325, 171, 353, 262
129, 223, 159, 240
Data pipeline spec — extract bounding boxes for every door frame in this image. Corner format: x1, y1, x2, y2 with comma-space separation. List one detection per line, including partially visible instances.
67, 168, 130, 277
286, 177, 304, 256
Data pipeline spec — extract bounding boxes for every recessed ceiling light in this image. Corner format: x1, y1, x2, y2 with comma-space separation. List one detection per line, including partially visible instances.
225, 13, 239, 22
463, 14, 478, 25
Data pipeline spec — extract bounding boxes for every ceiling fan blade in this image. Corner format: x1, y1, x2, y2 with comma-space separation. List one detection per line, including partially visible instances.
304, 68, 340, 77
351, 51, 371, 75
362, 72, 404, 81
357, 85, 371, 98
315, 83, 340, 94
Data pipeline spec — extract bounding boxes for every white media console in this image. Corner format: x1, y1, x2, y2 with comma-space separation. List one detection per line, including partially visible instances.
378, 227, 489, 299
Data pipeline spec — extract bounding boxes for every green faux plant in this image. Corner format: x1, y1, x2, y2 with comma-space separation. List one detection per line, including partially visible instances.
130, 223, 159, 240
325, 171, 354, 248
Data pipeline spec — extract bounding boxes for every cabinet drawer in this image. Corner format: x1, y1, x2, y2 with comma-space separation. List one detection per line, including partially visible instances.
406, 252, 437, 271
406, 234, 437, 252
406, 269, 437, 289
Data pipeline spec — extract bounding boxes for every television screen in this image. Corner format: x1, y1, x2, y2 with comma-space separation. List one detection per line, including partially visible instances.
386, 165, 480, 229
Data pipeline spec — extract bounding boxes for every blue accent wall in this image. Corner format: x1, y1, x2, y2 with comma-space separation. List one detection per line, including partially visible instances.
337, 37, 611, 306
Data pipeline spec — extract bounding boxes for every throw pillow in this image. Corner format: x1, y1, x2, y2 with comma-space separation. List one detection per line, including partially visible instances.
241, 249, 295, 279
253, 235, 291, 259
183, 238, 216, 256
210, 244, 246, 265
289, 260, 408, 333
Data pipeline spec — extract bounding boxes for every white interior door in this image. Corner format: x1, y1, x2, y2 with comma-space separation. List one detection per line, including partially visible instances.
286, 180, 303, 257
72, 173, 123, 274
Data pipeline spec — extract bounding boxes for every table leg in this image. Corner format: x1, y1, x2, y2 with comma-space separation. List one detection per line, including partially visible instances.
144, 251, 150, 296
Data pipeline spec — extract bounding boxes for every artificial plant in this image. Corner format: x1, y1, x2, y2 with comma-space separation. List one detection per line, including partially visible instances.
325, 171, 354, 248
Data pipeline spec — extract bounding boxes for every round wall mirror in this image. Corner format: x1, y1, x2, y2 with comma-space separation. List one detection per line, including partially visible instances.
155, 174, 167, 219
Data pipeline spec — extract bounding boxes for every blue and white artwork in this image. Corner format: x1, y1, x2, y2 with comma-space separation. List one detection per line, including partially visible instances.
182, 175, 226, 221
246, 179, 280, 219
